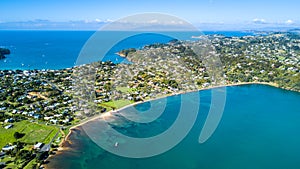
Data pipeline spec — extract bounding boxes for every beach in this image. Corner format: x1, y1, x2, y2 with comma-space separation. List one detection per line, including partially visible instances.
55, 81, 280, 152
44, 83, 300, 169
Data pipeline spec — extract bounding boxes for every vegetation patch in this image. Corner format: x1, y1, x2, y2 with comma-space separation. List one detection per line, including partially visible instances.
101, 99, 134, 109
0, 121, 58, 148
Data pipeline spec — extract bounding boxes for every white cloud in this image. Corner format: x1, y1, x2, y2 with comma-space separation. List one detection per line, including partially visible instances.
253, 18, 267, 24
82, 19, 112, 23
286, 19, 294, 24
94, 18, 102, 23
148, 19, 159, 24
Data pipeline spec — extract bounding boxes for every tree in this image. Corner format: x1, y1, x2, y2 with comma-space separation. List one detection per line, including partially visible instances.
14, 132, 25, 139
17, 150, 32, 160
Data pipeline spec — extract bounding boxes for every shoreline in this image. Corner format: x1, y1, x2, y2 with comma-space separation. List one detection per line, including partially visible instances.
43, 81, 300, 168
58, 81, 283, 150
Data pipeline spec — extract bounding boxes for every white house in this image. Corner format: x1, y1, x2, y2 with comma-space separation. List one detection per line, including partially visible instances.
2, 145, 16, 151
4, 124, 13, 129
33, 143, 43, 150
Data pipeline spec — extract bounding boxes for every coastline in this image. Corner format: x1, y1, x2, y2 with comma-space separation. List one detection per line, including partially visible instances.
3, 29, 298, 169
57, 81, 281, 151
115, 52, 126, 57
43, 80, 300, 169
44, 81, 300, 169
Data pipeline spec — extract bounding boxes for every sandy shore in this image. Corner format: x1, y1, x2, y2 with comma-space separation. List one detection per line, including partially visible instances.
115, 52, 126, 57
43, 81, 297, 169
43, 81, 299, 169
59, 81, 281, 148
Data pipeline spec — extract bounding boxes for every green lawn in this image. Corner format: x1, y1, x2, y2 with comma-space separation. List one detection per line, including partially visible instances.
102, 99, 134, 109
116, 87, 136, 93
0, 120, 59, 148
0, 157, 20, 169
277, 56, 286, 61
23, 158, 38, 169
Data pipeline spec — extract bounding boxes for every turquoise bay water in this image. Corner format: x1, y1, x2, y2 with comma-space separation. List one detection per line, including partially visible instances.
47, 85, 300, 169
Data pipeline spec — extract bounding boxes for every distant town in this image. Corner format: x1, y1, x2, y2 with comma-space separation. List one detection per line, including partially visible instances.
0, 32, 300, 168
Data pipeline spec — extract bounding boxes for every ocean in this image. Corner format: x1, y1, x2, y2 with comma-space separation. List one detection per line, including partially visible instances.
46, 84, 300, 169
0, 30, 254, 70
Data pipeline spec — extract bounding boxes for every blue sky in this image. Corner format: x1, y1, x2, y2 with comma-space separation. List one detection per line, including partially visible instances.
1, 0, 299, 30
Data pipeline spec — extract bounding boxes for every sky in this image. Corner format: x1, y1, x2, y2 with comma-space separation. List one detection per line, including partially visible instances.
1, 0, 299, 30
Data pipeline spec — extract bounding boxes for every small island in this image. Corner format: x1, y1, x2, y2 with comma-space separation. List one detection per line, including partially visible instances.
0, 48, 10, 59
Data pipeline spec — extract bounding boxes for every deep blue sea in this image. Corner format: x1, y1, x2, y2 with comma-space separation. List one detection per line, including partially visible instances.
46, 85, 300, 169
0, 30, 254, 70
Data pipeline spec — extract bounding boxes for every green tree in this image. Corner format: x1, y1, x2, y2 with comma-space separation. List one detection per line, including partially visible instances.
14, 132, 25, 139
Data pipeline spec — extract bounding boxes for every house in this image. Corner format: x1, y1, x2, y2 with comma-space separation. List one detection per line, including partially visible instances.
4, 118, 14, 123
44, 116, 53, 121
2, 145, 16, 151
62, 119, 70, 123
50, 119, 57, 124
34, 114, 41, 119
4, 124, 13, 129
33, 142, 44, 150
202, 83, 210, 87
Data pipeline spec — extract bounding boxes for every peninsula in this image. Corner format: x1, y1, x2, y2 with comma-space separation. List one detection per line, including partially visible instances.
0, 32, 300, 168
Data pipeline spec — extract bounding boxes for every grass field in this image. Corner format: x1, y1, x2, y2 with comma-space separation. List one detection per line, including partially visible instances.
23, 158, 38, 169
101, 99, 134, 109
0, 120, 59, 148
116, 87, 136, 93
